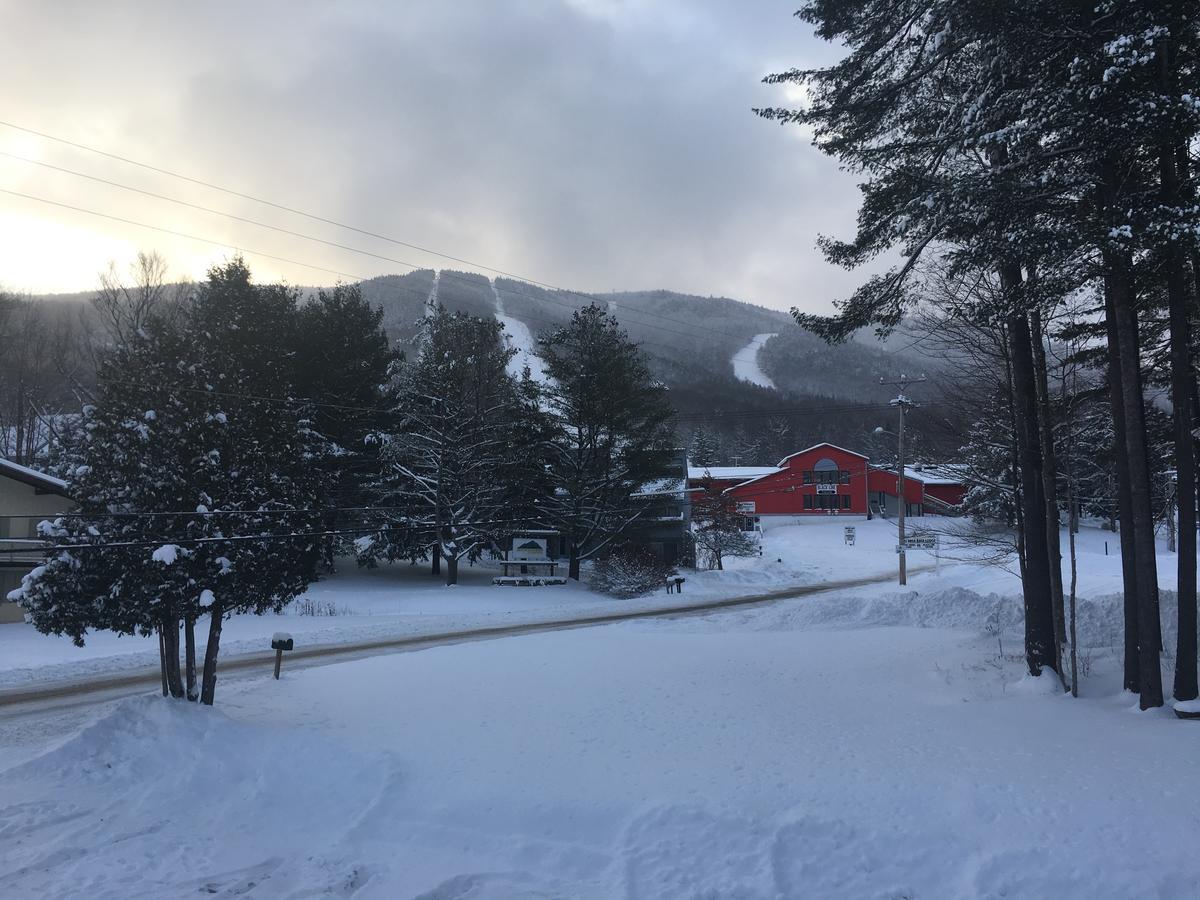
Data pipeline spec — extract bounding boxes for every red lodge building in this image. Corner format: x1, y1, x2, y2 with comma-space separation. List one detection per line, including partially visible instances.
689, 443, 965, 526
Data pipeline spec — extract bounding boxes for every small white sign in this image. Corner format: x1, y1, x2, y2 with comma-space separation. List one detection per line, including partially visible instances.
816, 483, 837, 494
736, 501, 757, 514
511, 537, 548, 560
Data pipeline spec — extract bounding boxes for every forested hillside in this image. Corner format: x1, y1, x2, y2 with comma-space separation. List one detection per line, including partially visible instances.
16, 270, 947, 468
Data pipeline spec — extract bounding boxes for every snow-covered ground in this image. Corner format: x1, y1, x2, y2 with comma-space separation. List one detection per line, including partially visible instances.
3, 535, 1197, 897
731, 332, 778, 388
0, 518, 901, 690
491, 278, 550, 383
0, 518, 1181, 694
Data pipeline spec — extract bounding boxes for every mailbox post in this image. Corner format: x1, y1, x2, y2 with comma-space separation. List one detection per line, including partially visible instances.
271, 632, 294, 679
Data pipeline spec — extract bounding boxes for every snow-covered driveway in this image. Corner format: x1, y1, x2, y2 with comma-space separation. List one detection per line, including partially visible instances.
2, 583, 1196, 898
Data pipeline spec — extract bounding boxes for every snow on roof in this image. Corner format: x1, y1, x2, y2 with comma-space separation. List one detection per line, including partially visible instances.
873, 464, 966, 486
687, 466, 781, 481
632, 477, 688, 498
0, 458, 69, 495
776, 442, 870, 465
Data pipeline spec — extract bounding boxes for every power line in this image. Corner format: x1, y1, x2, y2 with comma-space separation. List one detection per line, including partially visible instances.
0, 504, 665, 556
0, 119, 773, 347
0, 185, 742, 365
1, 151, 740, 349
0, 187, 366, 282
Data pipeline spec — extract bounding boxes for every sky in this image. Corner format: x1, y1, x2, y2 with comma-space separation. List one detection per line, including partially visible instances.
0, 1, 863, 314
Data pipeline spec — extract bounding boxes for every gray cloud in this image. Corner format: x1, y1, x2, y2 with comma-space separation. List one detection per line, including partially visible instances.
0, 0, 867, 313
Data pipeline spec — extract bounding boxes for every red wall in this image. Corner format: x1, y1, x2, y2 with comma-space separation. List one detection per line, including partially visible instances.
866, 469, 926, 505
924, 483, 966, 507
726, 445, 871, 516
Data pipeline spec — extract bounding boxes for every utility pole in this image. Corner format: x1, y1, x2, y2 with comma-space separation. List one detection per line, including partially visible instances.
880, 374, 925, 586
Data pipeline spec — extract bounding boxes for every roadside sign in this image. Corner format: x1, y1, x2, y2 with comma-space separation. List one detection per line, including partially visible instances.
736, 501, 756, 514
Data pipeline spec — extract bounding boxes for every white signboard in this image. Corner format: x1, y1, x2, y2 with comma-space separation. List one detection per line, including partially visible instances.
736, 501, 757, 514
511, 537, 548, 560
903, 534, 937, 550
816, 483, 837, 494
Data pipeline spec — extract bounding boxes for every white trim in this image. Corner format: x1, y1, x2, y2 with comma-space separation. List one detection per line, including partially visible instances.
776, 442, 870, 466
0, 458, 69, 494
727, 443, 871, 493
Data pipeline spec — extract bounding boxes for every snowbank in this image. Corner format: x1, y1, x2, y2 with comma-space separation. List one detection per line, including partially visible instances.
4, 613, 1198, 897
0, 699, 391, 896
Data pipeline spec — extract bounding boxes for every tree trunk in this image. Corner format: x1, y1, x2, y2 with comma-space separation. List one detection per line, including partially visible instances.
430, 542, 440, 577
1104, 247, 1164, 709
1006, 303, 1058, 676
444, 553, 458, 586
1161, 148, 1198, 701
1031, 309, 1066, 680
200, 600, 225, 706
157, 626, 168, 697
568, 545, 581, 581
161, 615, 184, 699
1104, 286, 1141, 693
185, 615, 198, 701
1001, 339, 1027, 578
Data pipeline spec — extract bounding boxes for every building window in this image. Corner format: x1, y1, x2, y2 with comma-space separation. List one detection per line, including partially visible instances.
842, 495, 851, 510
803, 495, 814, 510
802, 470, 813, 485
840, 470, 851, 484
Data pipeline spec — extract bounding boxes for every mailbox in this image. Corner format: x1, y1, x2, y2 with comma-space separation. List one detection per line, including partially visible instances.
271, 632, 294, 679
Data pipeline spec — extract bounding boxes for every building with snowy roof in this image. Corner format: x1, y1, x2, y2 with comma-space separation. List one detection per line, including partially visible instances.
688, 443, 966, 528
0, 458, 73, 623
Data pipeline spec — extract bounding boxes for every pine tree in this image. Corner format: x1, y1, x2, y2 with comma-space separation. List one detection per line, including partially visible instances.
18, 259, 326, 706
293, 284, 400, 570
538, 304, 675, 580
730, 424, 762, 466
186, 260, 325, 704
688, 424, 720, 468
360, 306, 534, 585
16, 319, 215, 699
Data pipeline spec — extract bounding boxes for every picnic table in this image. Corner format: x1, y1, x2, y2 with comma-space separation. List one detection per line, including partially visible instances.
500, 559, 559, 577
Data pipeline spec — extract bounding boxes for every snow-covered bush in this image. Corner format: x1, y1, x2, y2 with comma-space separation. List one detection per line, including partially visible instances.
588, 548, 675, 598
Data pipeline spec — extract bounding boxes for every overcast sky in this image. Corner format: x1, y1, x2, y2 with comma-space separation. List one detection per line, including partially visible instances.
0, 1, 863, 313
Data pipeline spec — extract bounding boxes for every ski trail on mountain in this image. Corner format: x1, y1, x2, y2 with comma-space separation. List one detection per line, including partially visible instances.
424, 269, 440, 316
732, 333, 778, 389
491, 279, 551, 384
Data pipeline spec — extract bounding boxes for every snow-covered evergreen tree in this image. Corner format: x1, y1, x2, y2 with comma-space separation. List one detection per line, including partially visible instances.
293, 283, 400, 570
15, 259, 325, 705
537, 304, 675, 580
359, 305, 537, 585
688, 424, 720, 468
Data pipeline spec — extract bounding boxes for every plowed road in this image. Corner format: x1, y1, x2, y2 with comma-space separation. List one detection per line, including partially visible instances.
1, 568, 925, 716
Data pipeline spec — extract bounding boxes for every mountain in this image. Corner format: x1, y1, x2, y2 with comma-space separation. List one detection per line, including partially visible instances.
25, 271, 950, 466
354, 271, 950, 464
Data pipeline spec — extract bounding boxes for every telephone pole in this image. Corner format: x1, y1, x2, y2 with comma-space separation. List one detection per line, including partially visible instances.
879, 374, 925, 586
